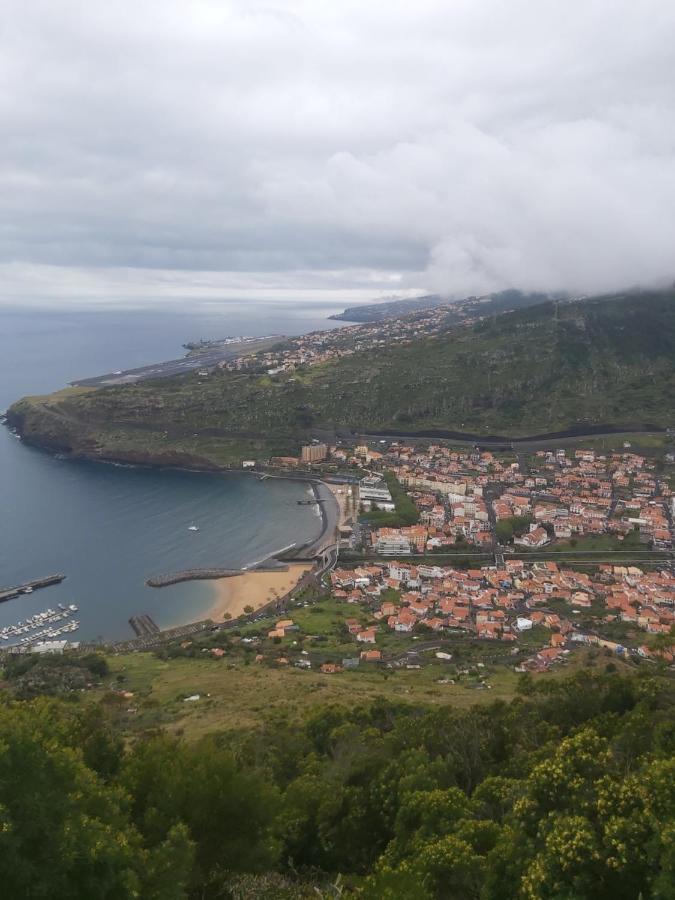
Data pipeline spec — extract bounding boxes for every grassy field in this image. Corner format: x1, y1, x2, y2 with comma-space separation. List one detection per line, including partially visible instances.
543, 533, 644, 552
89, 641, 645, 743
90, 588, 639, 741
102, 652, 524, 740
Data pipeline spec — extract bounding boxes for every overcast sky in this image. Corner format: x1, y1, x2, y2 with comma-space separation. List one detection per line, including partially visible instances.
2, 0, 675, 306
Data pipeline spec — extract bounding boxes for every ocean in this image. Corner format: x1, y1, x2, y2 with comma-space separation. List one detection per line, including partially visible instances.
0, 300, 344, 644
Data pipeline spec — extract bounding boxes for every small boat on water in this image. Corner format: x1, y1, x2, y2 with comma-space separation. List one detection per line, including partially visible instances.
188, 525, 199, 532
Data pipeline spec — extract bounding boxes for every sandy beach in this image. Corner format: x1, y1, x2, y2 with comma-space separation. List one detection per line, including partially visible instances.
206, 562, 312, 622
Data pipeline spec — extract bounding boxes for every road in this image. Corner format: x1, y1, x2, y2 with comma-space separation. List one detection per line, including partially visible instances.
352, 426, 672, 450
302, 480, 341, 558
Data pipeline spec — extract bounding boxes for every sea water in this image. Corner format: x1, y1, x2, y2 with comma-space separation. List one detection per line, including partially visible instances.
0, 300, 343, 642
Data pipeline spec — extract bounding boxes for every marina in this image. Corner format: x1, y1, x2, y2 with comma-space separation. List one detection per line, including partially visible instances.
0, 603, 80, 648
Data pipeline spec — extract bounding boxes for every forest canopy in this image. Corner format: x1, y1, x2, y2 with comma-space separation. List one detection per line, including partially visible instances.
0, 670, 674, 898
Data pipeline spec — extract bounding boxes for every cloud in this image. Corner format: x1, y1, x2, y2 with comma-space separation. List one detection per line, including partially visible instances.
1, 0, 675, 302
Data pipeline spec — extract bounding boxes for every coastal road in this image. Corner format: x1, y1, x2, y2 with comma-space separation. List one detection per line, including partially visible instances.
302, 480, 340, 558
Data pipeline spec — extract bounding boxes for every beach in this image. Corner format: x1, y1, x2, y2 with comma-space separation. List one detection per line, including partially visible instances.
206, 562, 313, 622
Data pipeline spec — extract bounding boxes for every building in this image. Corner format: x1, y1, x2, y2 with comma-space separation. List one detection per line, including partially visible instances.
514, 525, 551, 548
301, 443, 328, 463
359, 479, 395, 512
375, 533, 412, 555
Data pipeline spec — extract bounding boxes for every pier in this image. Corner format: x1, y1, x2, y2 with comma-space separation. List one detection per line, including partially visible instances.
129, 614, 160, 637
0, 574, 66, 604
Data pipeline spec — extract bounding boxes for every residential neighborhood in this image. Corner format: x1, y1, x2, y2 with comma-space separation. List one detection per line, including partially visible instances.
325, 441, 674, 556
329, 556, 675, 669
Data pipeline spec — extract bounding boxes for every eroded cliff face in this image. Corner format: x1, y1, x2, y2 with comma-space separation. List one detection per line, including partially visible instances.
4, 396, 225, 470
5, 397, 81, 454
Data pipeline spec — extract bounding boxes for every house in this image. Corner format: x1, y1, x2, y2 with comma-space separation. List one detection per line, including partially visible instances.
360, 649, 382, 661
388, 562, 412, 582
378, 601, 398, 618
356, 628, 377, 643
320, 662, 342, 674
514, 525, 551, 548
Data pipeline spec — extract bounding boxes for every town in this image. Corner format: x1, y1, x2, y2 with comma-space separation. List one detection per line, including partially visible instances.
222, 436, 675, 677
218, 294, 488, 375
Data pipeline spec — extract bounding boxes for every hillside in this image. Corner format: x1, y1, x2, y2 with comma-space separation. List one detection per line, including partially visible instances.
328, 293, 446, 321
328, 290, 556, 323
6, 289, 675, 466
2, 664, 675, 897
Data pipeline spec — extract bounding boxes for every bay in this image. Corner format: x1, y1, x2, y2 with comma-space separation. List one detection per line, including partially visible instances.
0, 300, 344, 643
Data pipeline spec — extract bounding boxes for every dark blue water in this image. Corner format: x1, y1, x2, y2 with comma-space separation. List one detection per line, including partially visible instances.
0, 300, 343, 642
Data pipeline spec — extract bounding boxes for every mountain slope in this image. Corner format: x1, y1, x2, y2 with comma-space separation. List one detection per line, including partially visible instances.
7, 290, 675, 465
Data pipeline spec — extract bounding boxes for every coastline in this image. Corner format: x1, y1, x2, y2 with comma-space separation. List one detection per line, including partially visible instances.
150, 478, 338, 632
205, 562, 313, 622
3, 414, 341, 637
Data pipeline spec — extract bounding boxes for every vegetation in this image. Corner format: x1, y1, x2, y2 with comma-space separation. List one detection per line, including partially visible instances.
552, 529, 647, 552
1, 669, 674, 897
360, 471, 420, 527
7, 290, 675, 466
495, 515, 533, 543
2, 651, 110, 697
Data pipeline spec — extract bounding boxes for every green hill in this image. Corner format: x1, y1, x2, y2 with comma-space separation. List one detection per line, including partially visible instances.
7, 289, 675, 466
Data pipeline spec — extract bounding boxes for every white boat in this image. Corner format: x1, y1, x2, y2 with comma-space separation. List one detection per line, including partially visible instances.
188, 525, 199, 532
68, 604, 78, 612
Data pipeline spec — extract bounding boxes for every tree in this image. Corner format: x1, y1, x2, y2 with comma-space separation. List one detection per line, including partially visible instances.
120, 735, 280, 891
0, 699, 192, 899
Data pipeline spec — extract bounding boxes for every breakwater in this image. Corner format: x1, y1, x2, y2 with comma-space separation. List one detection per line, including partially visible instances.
146, 560, 290, 588
146, 568, 243, 587
0, 574, 66, 603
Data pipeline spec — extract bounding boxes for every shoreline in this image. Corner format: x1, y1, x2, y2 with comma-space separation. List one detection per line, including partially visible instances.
204, 562, 313, 623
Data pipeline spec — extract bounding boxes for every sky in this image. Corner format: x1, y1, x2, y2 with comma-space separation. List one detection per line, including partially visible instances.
2, 0, 675, 306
